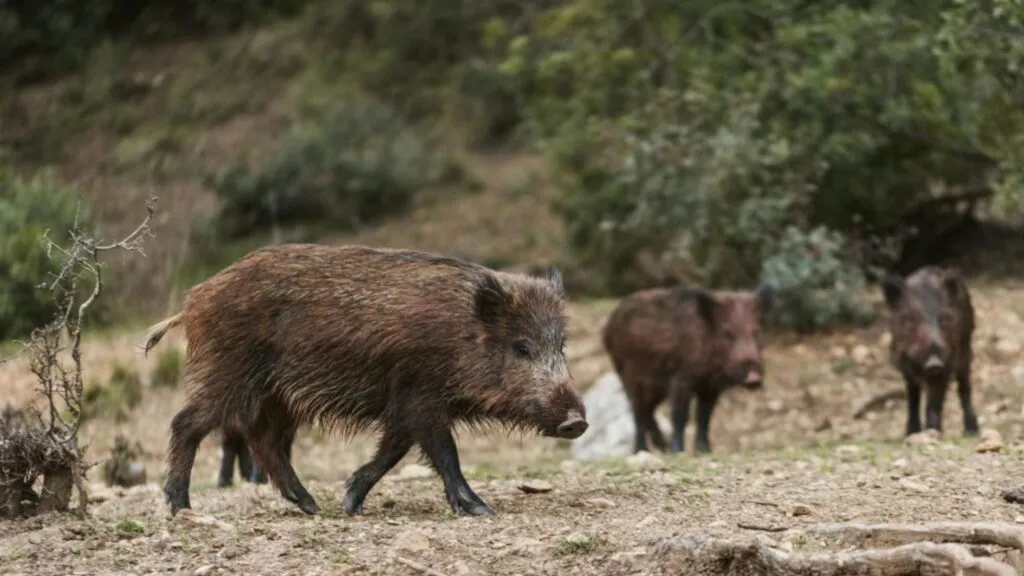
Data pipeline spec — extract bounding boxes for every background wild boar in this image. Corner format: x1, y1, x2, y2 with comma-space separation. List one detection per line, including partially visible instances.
144, 244, 587, 517
882, 266, 979, 436
602, 284, 774, 454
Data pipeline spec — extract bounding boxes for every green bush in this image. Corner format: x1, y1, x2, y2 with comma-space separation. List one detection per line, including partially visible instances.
0, 168, 96, 341
760, 227, 875, 333
82, 364, 143, 422
205, 94, 440, 241
495, 0, 1024, 318
1, 0, 311, 76
151, 346, 183, 388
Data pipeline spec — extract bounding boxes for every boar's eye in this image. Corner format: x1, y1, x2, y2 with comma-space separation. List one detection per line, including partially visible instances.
514, 341, 532, 359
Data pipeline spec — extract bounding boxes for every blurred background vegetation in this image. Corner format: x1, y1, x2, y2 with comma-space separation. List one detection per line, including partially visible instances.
1, 0, 1022, 340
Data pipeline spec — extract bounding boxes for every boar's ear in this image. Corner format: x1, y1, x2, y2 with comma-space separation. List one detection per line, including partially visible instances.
882, 273, 904, 310
755, 282, 775, 315
942, 267, 966, 300
475, 273, 512, 325
546, 265, 566, 298
693, 291, 721, 329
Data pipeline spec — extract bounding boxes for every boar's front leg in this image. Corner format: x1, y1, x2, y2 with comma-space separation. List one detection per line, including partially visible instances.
956, 367, 980, 436
418, 426, 494, 517
668, 378, 694, 454
343, 426, 414, 516
924, 377, 949, 433
694, 390, 719, 454
902, 371, 922, 436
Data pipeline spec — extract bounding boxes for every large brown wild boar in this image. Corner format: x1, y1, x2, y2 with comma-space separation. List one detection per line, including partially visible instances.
882, 266, 979, 436
602, 283, 774, 454
143, 243, 587, 517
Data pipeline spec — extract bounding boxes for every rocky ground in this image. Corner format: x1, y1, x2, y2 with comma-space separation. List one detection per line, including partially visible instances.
3, 282, 1024, 575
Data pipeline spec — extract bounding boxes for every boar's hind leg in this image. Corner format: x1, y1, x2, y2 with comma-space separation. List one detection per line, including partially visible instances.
956, 368, 980, 436
165, 403, 218, 515
251, 427, 295, 484
902, 372, 922, 436
418, 426, 494, 517
343, 426, 414, 516
668, 380, 693, 453
248, 406, 317, 515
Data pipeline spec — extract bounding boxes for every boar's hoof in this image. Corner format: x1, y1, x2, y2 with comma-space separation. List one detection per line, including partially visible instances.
453, 499, 495, 517
556, 417, 589, 439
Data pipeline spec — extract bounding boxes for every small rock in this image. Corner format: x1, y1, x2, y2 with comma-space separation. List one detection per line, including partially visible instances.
1002, 485, 1024, 504
976, 429, 1004, 453
451, 561, 472, 576
851, 345, 871, 363
898, 477, 930, 493
397, 464, 433, 480
879, 332, 892, 347
176, 509, 234, 532
610, 546, 648, 563
994, 337, 1022, 359
626, 450, 667, 471
906, 429, 939, 446
194, 566, 215, 576
891, 458, 908, 469
787, 504, 812, 517
768, 399, 784, 412
587, 497, 615, 508
517, 480, 553, 494
564, 532, 591, 547
1012, 365, 1024, 382
393, 529, 431, 553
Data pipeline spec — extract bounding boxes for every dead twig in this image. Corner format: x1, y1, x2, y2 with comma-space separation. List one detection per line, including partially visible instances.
795, 521, 1024, 552
395, 556, 447, 576
738, 522, 790, 533
852, 388, 907, 420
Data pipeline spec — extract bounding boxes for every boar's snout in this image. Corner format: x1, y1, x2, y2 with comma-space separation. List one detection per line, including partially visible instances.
743, 368, 764, 390
555, 409, 589, 439
921, 344, 946, 377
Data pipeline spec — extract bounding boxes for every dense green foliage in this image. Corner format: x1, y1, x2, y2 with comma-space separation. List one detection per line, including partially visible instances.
490, 0, 1024, 327
5, 0, 1024, 333
0, 169, 94, 340
205, 94, 445, 241
2, 0, 309, 75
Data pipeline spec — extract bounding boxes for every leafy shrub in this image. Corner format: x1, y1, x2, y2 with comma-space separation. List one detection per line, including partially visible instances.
760, 227, 875, 333
151, 346, 183, 389
82, 364, 143, 422
496, 0, 1024, 316
0, 168, 96, 341
206, 94, 440, 241
1, 0, 311, 75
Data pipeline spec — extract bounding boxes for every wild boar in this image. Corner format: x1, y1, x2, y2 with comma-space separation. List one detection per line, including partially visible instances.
882, 266, 978, 436
216, 429, 293, 487
143, 244, 587, 517
602, 283, 774, 454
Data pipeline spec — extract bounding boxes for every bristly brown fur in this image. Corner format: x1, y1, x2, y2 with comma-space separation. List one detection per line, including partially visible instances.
150, 243, 584, 518
602, 283, 774, 455
882, 265, 978, 436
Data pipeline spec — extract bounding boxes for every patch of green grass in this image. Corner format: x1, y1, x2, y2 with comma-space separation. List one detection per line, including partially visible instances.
553, 533, 600, 556
115, 518, 146, 535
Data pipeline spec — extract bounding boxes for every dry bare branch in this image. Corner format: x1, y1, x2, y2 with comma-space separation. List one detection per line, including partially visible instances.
653, 533, 1019, 576
1, 196, 157, 519
852, 388, 907, 420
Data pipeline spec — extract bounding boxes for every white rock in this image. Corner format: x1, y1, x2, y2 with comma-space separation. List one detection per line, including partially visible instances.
851, 345, 871, 363
898, 477, 930, 493
976, 428, 1004, 453
570, 371, 671, 460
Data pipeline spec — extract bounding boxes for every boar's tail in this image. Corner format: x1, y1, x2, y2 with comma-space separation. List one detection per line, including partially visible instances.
142, 313, 182, 357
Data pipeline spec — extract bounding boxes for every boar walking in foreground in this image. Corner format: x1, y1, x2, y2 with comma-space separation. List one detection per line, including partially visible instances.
603, 283, 774, 454
882, 266, 979, 436
144, 244, 587, 517
216, 429, 294, 488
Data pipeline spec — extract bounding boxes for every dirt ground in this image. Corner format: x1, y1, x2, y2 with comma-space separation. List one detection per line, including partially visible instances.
4, 281, 1024, 575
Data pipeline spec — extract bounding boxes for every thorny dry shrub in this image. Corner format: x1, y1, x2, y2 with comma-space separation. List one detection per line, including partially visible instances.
0, 197, 156, 520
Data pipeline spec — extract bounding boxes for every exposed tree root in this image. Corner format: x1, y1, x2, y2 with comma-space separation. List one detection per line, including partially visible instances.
852, 388, 907, 420
652, 521, 1024, 576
